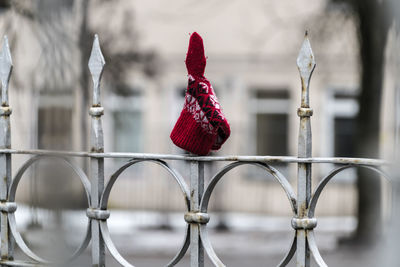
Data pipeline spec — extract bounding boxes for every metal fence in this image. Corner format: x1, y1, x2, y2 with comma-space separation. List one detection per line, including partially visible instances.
0, 33, 392, 267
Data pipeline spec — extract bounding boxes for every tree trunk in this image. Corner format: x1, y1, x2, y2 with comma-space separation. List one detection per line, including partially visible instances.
76, 0, 91, 170
354, 0, 388, 243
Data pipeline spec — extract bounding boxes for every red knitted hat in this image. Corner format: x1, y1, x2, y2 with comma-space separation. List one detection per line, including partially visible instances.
170, 32, 230, 156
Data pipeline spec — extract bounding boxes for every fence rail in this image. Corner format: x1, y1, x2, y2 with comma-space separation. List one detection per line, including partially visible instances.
0, 33, 393, 267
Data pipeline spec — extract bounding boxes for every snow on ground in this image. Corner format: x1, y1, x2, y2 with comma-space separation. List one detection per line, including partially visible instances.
15, 205, 356, 256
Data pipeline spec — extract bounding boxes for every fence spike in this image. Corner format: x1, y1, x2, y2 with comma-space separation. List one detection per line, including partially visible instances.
297, 31, 315, 108
88, 34, 105, 106
296, 31, 315, 267
0, 36, 13, 106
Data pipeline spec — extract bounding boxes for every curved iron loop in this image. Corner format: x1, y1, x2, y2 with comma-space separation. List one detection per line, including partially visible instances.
99, 220, 135, 267
165, 225, 191, 267
8, 213, 49, 263
98, 159, 190, 267
198, 162, 296, 266
8, 213, 92, 265
99, 219, 190, 267
276, 232, 297, 267
7, 155, 92, 264
9, 155, 91, 204
200, 161, 297, 214
307, 230, 328, 267
308, 165, 392, 218
99, 159, 190, 211
198, 217, 298, 267
199, 224, 225, 267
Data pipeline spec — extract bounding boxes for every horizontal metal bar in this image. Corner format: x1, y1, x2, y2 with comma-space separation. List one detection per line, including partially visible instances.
0, 260, 46, 266
0, 149, 388, 166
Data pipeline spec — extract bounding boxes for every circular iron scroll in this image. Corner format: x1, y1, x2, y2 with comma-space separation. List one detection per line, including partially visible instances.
8, 155, 91, 264
198, 161, 298, 267
306, 165, 392, 267
98, 159, 190, 267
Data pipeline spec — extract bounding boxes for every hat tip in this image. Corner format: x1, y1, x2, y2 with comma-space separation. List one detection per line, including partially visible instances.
190, 32, 202, 41
186, 31, 206, 76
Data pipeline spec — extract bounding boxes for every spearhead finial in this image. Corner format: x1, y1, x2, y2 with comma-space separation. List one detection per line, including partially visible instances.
297, 31, 315, 107
0, 36, 12, 106
88, 34, 105, 106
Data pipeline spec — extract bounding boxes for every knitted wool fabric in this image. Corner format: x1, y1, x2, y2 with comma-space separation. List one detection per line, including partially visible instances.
170, 32, 230, 155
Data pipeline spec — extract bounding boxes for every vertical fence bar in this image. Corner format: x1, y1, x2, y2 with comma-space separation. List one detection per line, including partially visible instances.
296, 32, 315, 267
395, 85, 400, 160
190, 160, 205, 267
0, 36, 13, 260
88, 34, 106, 267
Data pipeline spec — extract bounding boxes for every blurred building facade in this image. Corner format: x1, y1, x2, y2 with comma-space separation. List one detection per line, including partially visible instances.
0, 0, 398, 217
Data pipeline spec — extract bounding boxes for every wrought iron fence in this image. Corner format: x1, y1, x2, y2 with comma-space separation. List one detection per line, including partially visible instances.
0, 33, 392, 267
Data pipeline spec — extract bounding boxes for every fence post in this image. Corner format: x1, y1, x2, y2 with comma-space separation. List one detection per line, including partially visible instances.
0, 36, 14, 260
88, 34, 106, 267
189, 160, 205, 267
296, 32, 315, 267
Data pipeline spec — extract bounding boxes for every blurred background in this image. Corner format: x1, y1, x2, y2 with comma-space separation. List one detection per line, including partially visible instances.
0, 0, 399, 266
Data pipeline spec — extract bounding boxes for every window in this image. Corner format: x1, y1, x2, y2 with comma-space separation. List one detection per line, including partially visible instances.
325, 89, 359, 182
113, 110, 143, 152
256, 113, 288, 156
108, 91, 144, 153
332, 90, 358, 158
248, 89, 290, 180
106, 89, 144, 173
334, 117, 356, 157
38, 92, 73, 150
38, 107, 72, 150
